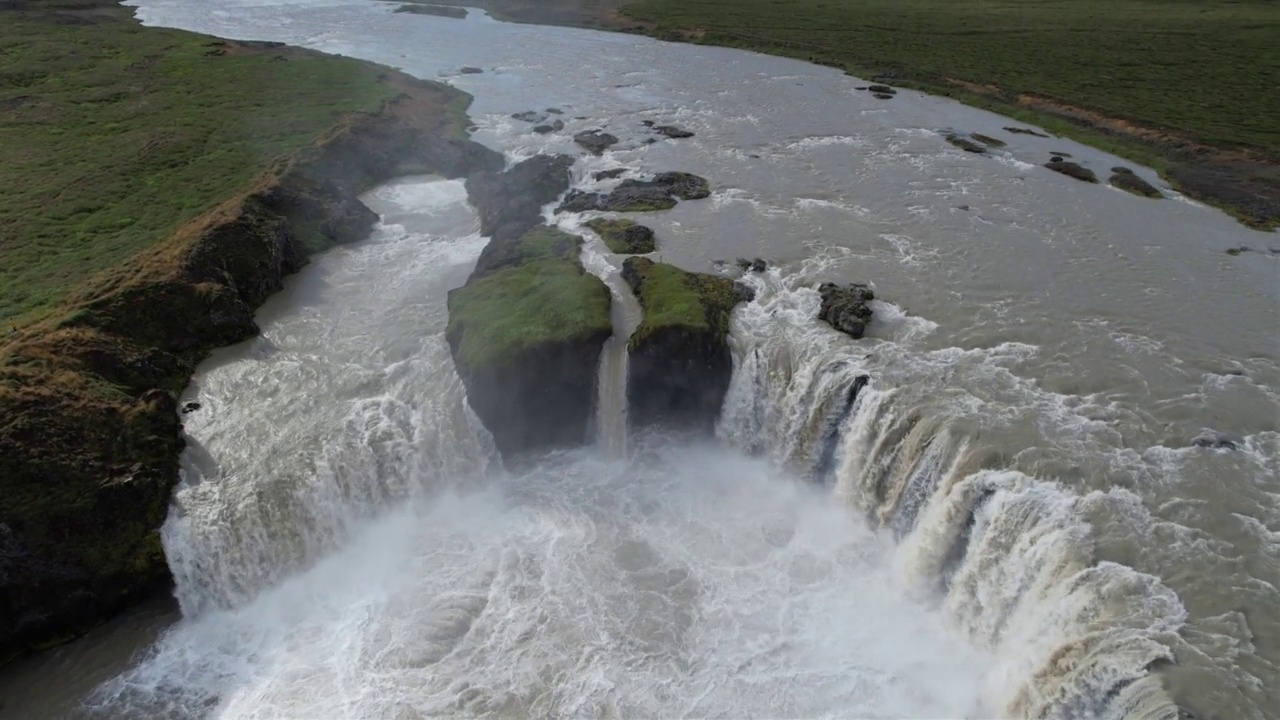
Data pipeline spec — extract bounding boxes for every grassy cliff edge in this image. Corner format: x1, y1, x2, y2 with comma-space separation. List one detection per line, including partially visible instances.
0, 1, 502, 663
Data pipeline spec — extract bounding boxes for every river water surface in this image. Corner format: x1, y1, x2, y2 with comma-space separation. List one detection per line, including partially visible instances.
2, 2, 1277, 719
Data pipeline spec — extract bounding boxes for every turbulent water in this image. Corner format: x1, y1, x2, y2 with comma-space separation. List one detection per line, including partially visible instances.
2, 1, 1277, 719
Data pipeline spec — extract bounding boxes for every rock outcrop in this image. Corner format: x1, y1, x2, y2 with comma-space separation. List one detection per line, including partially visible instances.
573, 129, 619, 155
946, 134, 988, 154
558, 171, 710, 213
585, 218, 656, 254
1045, 159, 1098, 183
818, 282, 875, 339
1109, 167, 1163, 198
0, 73, 503, 663
446, 226, 612, 457
464, 154, 574, 240
622, 257, 753, 434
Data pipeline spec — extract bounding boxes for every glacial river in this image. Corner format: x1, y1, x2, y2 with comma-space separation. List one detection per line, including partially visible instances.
1, 2, 1276, 719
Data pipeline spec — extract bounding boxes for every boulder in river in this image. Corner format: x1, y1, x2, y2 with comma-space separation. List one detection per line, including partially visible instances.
1045, 160, 1098, 183
654, 124, 695, 139
1108, 167, 1163, 198
1191, 431, 1241, 451
736, 257, 767, 272
531, 120, 564, 134
573, 129, 620, 155
585, 218, 656, 254
818, 282, 875, 339
1004, 126, 1050, 138
946, 134, 987, 154
593, 167, 628, 181
511, 110, 546, 123
446, 226, 612, 458
464, 154, 574, 239
459, 66, 483, 74
971, 132, 1006, 148
558, 171, 710, 214
867, 84, 896, 94
872, 93, 894, 100
622, 257, 754, 433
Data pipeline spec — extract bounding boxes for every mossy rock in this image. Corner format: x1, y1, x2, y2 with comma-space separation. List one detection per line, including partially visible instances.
621, 257, 753, 433
1004, 126, 1051, 138
1045, 160, 1098, 183
446, 227, 612, 456
585, 218, 656, 254
1108, 167, 1163, 198
557, 171, 710, 214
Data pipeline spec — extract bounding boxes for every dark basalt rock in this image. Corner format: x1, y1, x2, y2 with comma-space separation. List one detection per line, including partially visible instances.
654, 125, 695, 139
181, 401, 201, 414
622, 257, 755, 434
736, 258, 767, 272
511, 110, 546, 123
532, 120, 564, 135
1108, 167, 1163, 198
1053, 151, 1074, 158
867, 84, 896, 94
557, 171, 710, 214
546, 107, 564, 115
1050, 155, 1065, 163
459, 66, 483, 74
464, 154, 575, 240
873, 93, 894, 100
1045, 160, 1098, 183
818, 282, 875, 339
593, 167, 628, 181
946, 134, 987, 154
972, 133, 1006, 148
573, 129, 619, 155
1005, 126, 1051, 138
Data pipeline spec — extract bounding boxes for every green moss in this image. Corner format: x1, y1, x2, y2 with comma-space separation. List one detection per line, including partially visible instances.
623, 257, 741, 348
0, 2, 400, 326
584, 218, 656, 253
447, 257, 612, 369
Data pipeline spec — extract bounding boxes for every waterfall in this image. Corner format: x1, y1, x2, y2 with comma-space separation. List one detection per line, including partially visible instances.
719, 268, 1187, 720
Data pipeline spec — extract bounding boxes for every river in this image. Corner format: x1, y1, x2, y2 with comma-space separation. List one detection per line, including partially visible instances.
1, 1, 1276, 718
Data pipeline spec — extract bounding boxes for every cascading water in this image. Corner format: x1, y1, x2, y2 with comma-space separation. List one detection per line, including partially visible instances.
720, 268, 1188, 720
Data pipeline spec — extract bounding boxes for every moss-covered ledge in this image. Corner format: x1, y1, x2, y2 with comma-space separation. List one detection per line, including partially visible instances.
446, 227, 612, 456
621, 257, 753, 433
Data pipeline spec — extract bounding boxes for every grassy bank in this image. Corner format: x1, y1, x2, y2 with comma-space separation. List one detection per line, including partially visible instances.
618, 0, 1280, 229
0, 0, 498, 662
0, 1, 398, 327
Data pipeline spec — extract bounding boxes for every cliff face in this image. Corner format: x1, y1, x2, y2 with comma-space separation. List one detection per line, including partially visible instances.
449, 158, 613, 458
621, 257, 753, 434
0, 73, 502, 663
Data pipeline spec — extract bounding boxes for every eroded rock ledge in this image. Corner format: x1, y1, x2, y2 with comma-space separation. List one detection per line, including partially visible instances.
0, 72, 502, 664
449, 156, 612, 457
622, 257, 753, 434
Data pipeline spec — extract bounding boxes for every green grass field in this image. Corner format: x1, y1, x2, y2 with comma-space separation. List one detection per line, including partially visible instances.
0, 4, 399, 326
621, 0, 1280, 156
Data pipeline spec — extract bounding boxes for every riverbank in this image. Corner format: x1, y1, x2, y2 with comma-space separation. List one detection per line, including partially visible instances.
414, 0, 1280, 231
0, 0, 500, 663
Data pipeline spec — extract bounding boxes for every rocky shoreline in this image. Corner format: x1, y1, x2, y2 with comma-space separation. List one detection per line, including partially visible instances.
0, 69, 502, 664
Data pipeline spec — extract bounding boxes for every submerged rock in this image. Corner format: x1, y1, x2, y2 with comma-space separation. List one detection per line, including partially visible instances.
872, 93, 894, 100
181, 401, 201, 414
736, 258, 767, 272
459, 66, 483, 74
867, 84, 896, 94
511, 110, 546, 123
622, 257, 754, 433
1045, 160, 1098, 183
654, 124, 695, 139
465, 154, 574, 239
1109, 167, 1163, 198
531, 120, 564, 134
593, 167, 628, 181
557, 171, 710, 214
1191, 431, 1241, 451
585, 218, 656, 254
972, 132, 1006, 148
1004, 126, 1050, 138
573, 129, 619, 155
818, 282, 875, 339
446, 227, 612, 458
946, 134, 988, 154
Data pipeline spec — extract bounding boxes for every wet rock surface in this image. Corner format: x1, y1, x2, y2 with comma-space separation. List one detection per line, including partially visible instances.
585, 218, 656, 254
818, 282, 875, 339
1045, 159, 1098, 183
465, 154, 574, 240
558, 171, 710, 213
573, 129, 619, 155
1109, 167, 1163, 198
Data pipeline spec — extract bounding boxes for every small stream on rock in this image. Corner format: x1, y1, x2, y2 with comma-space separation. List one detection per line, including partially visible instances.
1, 2, 1277, 719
